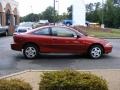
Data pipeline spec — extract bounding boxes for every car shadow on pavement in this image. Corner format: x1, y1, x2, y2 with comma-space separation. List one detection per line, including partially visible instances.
12, 54, 115, 70
15, 54, 87, 60
38, 54, 87, 59
14, 53, 113, 61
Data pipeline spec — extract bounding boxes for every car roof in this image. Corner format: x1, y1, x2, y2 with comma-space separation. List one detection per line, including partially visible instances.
24, 25, 85, 36
26, 25, 76, 33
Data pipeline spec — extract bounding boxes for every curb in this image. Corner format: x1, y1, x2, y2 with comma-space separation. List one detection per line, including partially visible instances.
0, 70, 30, 79
1, 69, 120, 79
100, 37, 120, 39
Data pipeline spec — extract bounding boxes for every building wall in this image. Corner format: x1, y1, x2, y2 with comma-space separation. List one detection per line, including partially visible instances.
0, 0, 19, 14
0, 0, 19, 35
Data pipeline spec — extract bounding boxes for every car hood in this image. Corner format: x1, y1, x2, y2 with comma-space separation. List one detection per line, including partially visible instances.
82, 36, 108, 44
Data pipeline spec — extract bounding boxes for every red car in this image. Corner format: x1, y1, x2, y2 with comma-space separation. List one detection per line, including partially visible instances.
11, 26, 112, 59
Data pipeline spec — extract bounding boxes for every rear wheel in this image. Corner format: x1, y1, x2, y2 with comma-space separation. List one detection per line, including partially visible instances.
23, 44, 38, 59
89, 45, 103, 59
66, 23, 71, 26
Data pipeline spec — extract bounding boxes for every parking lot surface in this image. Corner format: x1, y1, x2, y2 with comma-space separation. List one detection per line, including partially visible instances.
0, 36, 120, 76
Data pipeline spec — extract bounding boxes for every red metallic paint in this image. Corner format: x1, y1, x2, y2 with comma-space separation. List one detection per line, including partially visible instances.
11, 26, 112, 56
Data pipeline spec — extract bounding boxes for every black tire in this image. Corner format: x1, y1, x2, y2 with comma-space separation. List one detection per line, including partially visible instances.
23, 44, 38, 59
5, 31, 8, 36
66, 23, 71, 26
88, 45, 103, 59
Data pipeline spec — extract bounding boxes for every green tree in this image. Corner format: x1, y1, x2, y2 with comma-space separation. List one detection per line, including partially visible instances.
104, 0, 120, 28
104, 0, 115, 27
41, 6, 59, 23
86, 2, 101, 23
86, 3, 94, 12
67, 5, 72, 19
58, 13, 68, 21
86, 0, 120, 28
20, 13, 39, 22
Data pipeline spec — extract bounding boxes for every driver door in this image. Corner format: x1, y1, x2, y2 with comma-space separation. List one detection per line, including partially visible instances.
51, 27, 81, 53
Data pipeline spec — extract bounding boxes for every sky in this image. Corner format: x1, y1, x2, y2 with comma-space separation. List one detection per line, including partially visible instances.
15, 0, 102, 16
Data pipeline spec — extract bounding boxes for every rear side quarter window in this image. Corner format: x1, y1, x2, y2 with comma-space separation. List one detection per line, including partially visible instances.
32, 28, 50, 35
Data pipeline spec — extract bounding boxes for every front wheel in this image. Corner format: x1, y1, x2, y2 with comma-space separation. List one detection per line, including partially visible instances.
23, 44, 38, 59
89, 45, 103, 59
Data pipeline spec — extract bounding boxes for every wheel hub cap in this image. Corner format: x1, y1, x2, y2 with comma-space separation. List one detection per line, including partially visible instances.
25, 47, 36, 58
91, 47, 101, 58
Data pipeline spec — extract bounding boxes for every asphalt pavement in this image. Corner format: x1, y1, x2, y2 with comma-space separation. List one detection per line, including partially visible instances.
0, 36, 120, 76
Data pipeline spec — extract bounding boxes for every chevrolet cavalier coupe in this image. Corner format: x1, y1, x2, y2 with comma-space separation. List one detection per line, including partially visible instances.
11, 26, 112, 59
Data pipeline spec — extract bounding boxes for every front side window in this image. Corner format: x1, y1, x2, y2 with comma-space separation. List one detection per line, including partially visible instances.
33, 28, 50, 35
52, 27, 77, 37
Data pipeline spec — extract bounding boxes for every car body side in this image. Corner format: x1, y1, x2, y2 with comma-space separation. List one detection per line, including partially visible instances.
11, 26, 112, 55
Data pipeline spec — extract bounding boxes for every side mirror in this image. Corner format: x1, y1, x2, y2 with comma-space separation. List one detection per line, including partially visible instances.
74, 35, 80, 38
77, 35, 80, 38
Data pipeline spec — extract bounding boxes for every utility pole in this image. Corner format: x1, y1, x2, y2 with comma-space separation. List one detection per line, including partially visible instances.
54, 0, 55, 25
101, 0, 104, 28
56, 0, 59, 15
30, 5, 33, 14
58, 0, 59, 15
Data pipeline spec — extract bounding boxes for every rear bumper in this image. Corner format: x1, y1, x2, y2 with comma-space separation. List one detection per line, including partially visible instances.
11, 43, 22, 51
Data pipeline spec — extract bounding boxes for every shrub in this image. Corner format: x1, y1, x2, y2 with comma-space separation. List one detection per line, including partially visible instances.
39, 70, 108, 90
0, 79, 32, 90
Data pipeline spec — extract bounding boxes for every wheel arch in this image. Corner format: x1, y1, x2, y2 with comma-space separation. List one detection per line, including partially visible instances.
23, 42, 39, 51
88, 43, 105, 54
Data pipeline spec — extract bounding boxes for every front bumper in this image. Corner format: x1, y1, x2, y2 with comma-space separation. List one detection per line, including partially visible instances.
104, 42, 113, 54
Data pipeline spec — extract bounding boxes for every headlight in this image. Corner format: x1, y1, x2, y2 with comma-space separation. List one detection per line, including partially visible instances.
105, 42, 112, 47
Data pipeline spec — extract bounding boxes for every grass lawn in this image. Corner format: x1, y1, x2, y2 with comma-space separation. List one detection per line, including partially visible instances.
86, 29, 120, 38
